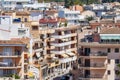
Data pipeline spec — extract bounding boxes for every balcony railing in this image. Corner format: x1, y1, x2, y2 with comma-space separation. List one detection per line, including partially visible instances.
79, 74, 106, 79
80, 62, 106, 68
90, 63, 106, 67
80, 52, 107, 56
51, 40, 77, 47
59, 56, 77, 63
51, 33, 77, 39
51, 48, 77, 54
0, 52, 21, 57
90, 52, 107, 56
0, 62, 20, 68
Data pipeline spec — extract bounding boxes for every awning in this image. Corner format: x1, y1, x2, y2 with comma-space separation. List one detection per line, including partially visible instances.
60, 53, 69, 58
100, 36, 120, 40
65, 52, 75, 56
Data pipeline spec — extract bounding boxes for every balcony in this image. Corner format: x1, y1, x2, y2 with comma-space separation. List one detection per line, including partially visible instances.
79, 74, 107, 80
51, 48, 77, 54
80, 52, 107, 58
51, 40, 77, 47
0, 52, 21, 58
51, 33, 77, 39
39, 28, 55, 34
24, 59, 29, 65
34, 47, 43, 52
59, 56, 77, 63
80, 63, 107, 69
47, 38, 55, 41
46, 46, 55, 50
0, 62, 21, 69
90, 63, 107, 69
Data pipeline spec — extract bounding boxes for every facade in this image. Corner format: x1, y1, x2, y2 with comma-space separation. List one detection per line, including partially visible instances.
0, 15, 30, 40
58, 9, 82, 25
50, 25, 78, 79
78, 27, 120, 80
0, 0, 31, 10
0, 40, 28, 79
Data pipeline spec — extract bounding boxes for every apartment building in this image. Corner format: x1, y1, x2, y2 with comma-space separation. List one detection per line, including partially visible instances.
51, 25, 78, 77
78, 27, 120, 80
0, 0, 31, 10
0, 15, 30, 40
30, 21, 61, 80
0, 40, 28, 79
29, 18, 80, 80
58, 9, 82, 25
0, 11, 31, 79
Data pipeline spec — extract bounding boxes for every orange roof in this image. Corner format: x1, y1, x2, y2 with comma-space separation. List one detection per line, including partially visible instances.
39, 18, 58, 23
16, 11, 30, 16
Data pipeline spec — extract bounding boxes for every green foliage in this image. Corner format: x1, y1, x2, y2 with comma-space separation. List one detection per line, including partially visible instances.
59, 22, 62, 27
14, 74, 20, 79
116, 64, 120, 76
86, 16, 94, 21
38, 0, 100, 5
64, 21, 67, 27
38, 0, 64, 2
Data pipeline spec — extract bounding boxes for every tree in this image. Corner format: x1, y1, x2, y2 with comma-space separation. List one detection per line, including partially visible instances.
64, 0, 74, 8
64, 21, 68, 27
86, 16, 94, 21
116, 64, 120, 79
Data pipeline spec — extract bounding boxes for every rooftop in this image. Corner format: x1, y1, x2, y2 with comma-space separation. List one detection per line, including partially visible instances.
100, 27, 120, 34
0, 40, 25, 46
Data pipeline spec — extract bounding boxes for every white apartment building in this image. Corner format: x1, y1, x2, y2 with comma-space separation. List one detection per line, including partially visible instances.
0, 0, 31, 10
0, 15, 30, 40
23, 3, 51, 10
58, 9, 82, 25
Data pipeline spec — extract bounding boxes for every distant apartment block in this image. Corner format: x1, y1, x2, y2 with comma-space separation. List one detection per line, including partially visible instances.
78, 27, 120, 80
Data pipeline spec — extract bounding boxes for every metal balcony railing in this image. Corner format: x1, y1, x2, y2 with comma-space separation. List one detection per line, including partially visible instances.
0, 52, 21, 56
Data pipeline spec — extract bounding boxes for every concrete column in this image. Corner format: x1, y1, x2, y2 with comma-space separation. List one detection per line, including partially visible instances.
21, 51, 24, 79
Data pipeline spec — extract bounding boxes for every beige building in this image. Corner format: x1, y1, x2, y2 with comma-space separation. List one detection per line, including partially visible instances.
78, 27, 120, 80
0, 40, 28, 79
30, 20, 79, 80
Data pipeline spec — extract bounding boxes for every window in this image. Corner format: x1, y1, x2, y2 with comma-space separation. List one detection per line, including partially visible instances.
18, 29, 26, 36
32, 26, 38, 30
108, 59, 110, 64
115, 70, 119, 75
108, 70, 111, 75
107, 48, 111, 53
24, 18, 27, 22
115, 48, 119, 53
115, 59, 119, 64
